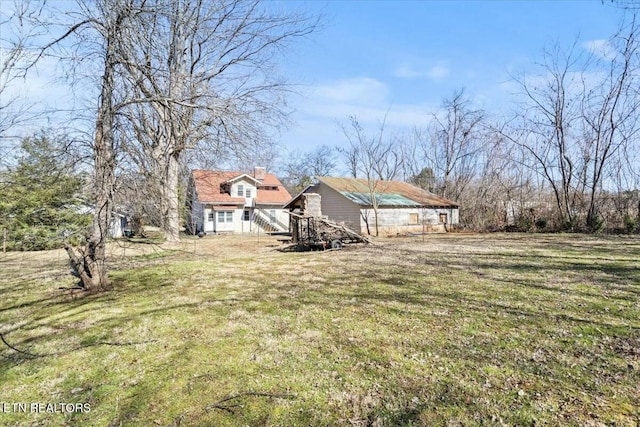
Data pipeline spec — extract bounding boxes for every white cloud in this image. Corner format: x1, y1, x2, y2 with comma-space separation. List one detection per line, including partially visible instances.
305, 102, 430, 127
303, 77, 435, 126
280, 76, 439, 153
314, 77, 390, 105
583, 39, 617, 61
394, 65, 424, 79
393, 63, 450, 81
427, 64, 450, 80
521, 69, 606, 96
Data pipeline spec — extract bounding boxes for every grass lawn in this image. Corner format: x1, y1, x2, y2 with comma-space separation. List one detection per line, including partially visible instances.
1, 233, 639, 426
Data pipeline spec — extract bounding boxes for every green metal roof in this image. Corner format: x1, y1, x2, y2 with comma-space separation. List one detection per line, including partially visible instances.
316, 176, 459, 208
339, 191, 421, 207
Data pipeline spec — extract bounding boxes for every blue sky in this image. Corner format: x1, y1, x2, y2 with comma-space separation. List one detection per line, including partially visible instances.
278, 1, 627, 152
1, 1, 629, 161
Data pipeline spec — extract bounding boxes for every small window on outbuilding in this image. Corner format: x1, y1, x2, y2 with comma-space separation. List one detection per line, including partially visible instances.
439, 213, 448, 224
409, 213, 419, 225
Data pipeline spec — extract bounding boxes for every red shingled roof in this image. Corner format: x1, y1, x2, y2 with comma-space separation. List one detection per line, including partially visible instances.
192, 169, 291, 205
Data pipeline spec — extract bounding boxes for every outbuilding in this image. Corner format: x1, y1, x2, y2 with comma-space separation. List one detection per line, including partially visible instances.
284, 176, 459, 235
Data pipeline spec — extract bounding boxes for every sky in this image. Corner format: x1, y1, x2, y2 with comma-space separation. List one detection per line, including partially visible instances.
277, 0, 629, 152
0, 0, 631, 161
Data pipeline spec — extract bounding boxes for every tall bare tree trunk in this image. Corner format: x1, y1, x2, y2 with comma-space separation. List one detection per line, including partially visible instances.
65, 6, 121, 291
163, 152, 181, 243
373, 207, 379, 237
119, 0, 316, 243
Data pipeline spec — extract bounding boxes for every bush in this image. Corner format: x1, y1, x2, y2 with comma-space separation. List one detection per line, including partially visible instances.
588, 215, 605, 233
535, 217, 548, 231
623, 214, 638, 234
515, 216, 534, 232
562, 218, 578, 232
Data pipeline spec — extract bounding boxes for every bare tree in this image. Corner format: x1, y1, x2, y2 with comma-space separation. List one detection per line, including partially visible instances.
119, 0, 317, 242
505, 16, 640, 231
505, 40, 588, 230
0, 0, 45, 158
280, 144, 336, 194
465, 128, 541, 231
414, 89, 485, 202
338, 114, 403, 236
338, 142, 360, 179
17, 0, 146, 290
581, 15, 640, 230
9, 0, 314, 290
63, 0, 142, 290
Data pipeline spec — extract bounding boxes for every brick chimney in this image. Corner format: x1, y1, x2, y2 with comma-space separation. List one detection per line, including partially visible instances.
253, 166, 266, 181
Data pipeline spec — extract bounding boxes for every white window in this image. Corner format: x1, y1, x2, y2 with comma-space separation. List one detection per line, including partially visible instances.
269, 209, 276, 223
208, 212, 215, 222
237, 185, 244, 197
243, 209, 250, 221
245, 188, 252, 198
217, 211, 233, 223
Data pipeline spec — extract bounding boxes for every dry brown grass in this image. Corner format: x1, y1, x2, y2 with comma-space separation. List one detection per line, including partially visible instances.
1, 233, 639, 426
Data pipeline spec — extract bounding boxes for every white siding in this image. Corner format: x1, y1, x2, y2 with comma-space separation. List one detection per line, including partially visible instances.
109, 214, 125, 238
359, 206, 459, 234
361, 207, 421, 228
202, 205, 289, 234
254, 204, 290, 231
193, 175, 288, 235
230, 178, 257, 206
362, 207, 458, 227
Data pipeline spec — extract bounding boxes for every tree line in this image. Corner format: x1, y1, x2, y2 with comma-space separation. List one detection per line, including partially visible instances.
281, 15, 640, 235
1, 1, 639, 292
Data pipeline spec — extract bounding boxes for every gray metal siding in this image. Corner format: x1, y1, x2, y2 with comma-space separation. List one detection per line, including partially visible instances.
315, 183, 361, 229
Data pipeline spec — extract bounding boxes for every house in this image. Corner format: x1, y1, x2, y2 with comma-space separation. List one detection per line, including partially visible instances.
187, 167, 291, 234
284, 176, 459, 235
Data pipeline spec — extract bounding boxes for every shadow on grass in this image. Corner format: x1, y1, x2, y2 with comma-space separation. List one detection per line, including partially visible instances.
2, 235, 639, 426
0, 289, 118, 335
386, 243, 640, 301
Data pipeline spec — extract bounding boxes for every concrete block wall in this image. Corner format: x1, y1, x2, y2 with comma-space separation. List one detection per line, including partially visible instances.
302, 193, 322, 217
